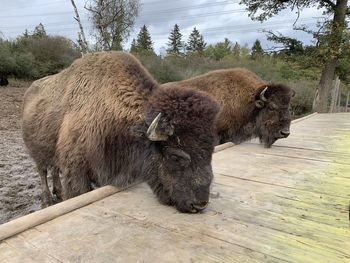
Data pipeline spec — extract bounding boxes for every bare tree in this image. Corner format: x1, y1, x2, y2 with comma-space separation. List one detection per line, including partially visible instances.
70, 0, 89, 54
85, 0, 140, 51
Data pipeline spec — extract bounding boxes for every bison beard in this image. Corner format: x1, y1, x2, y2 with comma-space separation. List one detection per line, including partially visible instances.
22, 51, 219, 213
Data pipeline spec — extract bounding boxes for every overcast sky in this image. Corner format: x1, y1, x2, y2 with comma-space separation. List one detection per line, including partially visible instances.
0, 0, 326, 54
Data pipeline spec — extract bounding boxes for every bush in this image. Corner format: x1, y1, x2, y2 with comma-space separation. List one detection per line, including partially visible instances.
287, 80, 316, 116
0, 40, 16, 78
0, 33, 80, 80
135, 53, 316, 116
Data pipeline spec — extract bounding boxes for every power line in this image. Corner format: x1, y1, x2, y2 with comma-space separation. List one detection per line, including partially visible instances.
0, 11, 74, 19
2, 15, 320, 35
4, 0, 70, 12
0, 9, 249, 31
4, 19, 318, 37
0, 1, 241, 19
141, 1, 239, 14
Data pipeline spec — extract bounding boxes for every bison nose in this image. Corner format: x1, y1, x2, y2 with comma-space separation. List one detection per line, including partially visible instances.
280, 129, 290, 138
191, 201, 209, 212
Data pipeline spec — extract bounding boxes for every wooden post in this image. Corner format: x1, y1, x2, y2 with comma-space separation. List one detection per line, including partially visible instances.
70, 0, 88, 54
346, 90, 349, 112
330, 76, 340, 113
337, 87, 341, 112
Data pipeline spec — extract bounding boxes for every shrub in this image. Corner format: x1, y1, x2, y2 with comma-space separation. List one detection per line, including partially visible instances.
0, 33, 80, 80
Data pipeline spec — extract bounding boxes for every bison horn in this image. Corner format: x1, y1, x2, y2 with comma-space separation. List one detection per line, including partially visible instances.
291, 89, 296, 97
146, 113, 169, 141
260, 86, 268, 102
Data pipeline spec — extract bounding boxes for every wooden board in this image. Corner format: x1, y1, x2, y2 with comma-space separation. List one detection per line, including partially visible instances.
1, 113, 350, 263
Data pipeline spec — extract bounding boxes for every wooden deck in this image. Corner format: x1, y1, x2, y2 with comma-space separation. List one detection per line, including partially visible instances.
1, 113, 350, 263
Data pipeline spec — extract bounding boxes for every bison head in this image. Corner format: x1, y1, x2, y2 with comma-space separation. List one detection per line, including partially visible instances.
254, 84, 295, 148
133, 87, 219, 213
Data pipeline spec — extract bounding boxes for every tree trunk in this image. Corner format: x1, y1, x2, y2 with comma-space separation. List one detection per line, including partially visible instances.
329, 76, 340, 113
70, 0, 88, 54
312, 0, 348, 113
313, 59, 337, 112
346, 90, 350, 112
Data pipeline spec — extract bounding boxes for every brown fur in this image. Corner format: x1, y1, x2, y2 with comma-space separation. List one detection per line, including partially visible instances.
22, 51, 219, 213
162, 68, 294, 147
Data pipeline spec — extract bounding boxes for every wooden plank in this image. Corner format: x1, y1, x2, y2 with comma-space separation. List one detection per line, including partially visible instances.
213, 148, 350, 199
213, 173, 349, 226
235, 143, 350, 165
0, 236, 60, 263
214, 142, 235, 152
16, 202, 279, 263
291, 112, 318, 124
85, 186, 350, 263
0, 185, 122, 242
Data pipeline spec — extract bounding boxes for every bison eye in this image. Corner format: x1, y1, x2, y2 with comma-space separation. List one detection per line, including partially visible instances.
268, 103, 278, 110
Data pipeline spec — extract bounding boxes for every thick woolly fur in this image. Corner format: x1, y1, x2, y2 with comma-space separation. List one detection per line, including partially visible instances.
162, 68, 294, 147
22, 51, 219, 213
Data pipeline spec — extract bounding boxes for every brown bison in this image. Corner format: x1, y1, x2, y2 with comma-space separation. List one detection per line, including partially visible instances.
22, 51, 219, 213
162, 68, 295, 148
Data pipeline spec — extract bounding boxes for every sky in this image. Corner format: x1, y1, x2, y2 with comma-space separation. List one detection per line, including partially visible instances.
0, 0, 326, 54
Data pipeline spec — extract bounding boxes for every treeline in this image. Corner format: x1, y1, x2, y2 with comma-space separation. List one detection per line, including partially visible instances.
128, 24, 349, 115
0, 23, 80, 80
1, 23, 349, 115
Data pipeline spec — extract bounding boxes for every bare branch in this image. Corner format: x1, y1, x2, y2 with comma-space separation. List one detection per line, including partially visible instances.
70, 0, 88, 54
85, 0, 139, 51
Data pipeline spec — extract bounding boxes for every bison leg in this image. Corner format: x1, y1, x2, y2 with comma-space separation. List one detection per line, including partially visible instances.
38, 167, 52, 208
52, 167, 63, 201
62, 169, 92, 200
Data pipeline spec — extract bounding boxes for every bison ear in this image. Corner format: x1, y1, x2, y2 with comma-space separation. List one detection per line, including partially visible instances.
131, 123, 148, 138
291, 89, 296, 97
146, 113, 174, 141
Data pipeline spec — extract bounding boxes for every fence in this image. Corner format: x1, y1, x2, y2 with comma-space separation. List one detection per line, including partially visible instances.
329, 76, 350, 113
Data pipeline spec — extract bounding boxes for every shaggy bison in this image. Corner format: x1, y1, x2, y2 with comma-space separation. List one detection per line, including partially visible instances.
162, 68, 295, 148
22, 51, 219, 213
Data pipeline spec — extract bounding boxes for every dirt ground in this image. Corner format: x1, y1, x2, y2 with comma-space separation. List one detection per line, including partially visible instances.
0, 83, 44, 224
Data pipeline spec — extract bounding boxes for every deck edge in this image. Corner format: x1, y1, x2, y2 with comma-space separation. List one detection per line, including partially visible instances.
292, 112, 318, 124
0, 185, 122, 242
214, 142, 235, 153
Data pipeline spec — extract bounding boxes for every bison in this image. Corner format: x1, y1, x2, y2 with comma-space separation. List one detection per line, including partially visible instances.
162, 68, 295, 148
0, 77, 9, 86
22, 51, 219, 213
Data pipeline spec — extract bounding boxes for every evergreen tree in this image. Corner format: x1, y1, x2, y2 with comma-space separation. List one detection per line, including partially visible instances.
232, 42, 241, 58
251, 39, 264, 59
135, 25, 153, 53
241, 43, 250, 58
166, 24, 183, 56
130, 38, 137, 53
203, 38, 232, 60
32, 23, 47, 38
23, 29, 30, 38
187, 27, 206, 55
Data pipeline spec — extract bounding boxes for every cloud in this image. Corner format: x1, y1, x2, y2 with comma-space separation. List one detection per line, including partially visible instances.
0, 0, 325, 53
